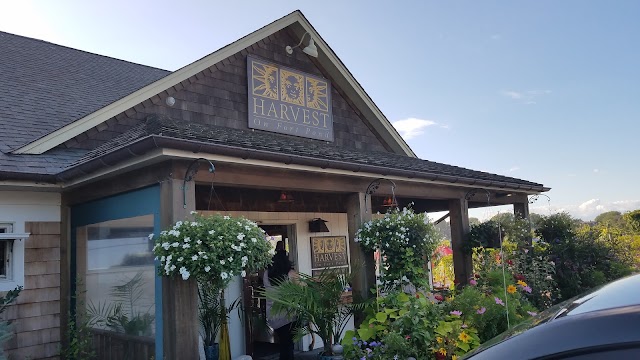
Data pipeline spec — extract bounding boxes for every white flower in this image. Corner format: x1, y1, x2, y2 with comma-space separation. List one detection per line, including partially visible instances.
203, 255, 208, 259
170, 265, 176, 271
245, 225, 251, 231
239, 242, 245, 247
182, 243, 190, 249
241, 256, 248, 263
196, 240, 202, 245
184, 237, 191, 243
175, 221, 183, 228
237, 233, 246, 240
167, 255, 172, 262
205, 266, 211, 272
220, 260, 226, 265
191, 255, 198, 261
221, 272, 229, 279
223, 216, 230, 220
228, 257, 233, 262
178, 257, 184, 262
160, 256, 166, 262
191, 221, 198, 226
148, 233, 154, 240
190, 211, 198, 215
241, 270, 246, 277
251, 238, 257, 243
179, 267, 190, 280
172, 242, 179, 248
162, 242, 171, 250
208, 230, 215, 235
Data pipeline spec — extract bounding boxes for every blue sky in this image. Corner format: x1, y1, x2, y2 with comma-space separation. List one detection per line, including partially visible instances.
2, 1, 639, 220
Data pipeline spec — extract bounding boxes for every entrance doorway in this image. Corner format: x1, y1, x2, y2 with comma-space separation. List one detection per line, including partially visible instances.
245, 224, 297, 360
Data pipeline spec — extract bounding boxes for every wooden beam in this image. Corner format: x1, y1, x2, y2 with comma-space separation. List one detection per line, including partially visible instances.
346, 193, 374, 304
449, 199, 472, 286
160, 172, 199, 360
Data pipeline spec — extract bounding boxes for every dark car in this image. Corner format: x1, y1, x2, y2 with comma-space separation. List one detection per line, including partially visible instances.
461, 273, 640, 360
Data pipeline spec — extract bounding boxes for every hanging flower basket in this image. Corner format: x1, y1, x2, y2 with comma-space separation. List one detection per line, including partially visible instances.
463, 220, 503, 253
152, 212, 274, 286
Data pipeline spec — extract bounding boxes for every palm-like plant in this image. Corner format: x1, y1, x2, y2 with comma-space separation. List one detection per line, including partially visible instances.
198, 282, 222, 349
263, 268, 364, 356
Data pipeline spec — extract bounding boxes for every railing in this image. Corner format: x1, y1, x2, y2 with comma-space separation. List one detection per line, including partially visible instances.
91, 328, 155, 360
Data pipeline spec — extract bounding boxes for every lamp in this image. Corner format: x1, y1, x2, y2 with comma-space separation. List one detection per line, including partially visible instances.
277, 191, 295, 203
309, 218, 329, 233
285, 32, 318, 58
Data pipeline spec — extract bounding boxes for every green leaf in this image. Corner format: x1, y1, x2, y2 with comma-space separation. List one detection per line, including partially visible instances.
375, 312, 388, 322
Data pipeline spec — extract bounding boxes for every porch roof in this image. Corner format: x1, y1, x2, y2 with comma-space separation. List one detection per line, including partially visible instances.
58, 115, 549, 193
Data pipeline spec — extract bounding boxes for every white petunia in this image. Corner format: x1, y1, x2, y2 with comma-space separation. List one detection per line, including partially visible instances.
241, 270, 246, 277
183, 243, 190, 249
221, 272, 229, 279
205, 266, 211, 272
220, 260, 225, 265
172, 242, 179, 248
162, 242, 171, 250
148, 233, 154, 240
179, 267, 190, 280
237, 233, 246, 240
184, 237, 191, 243
191, 255, 198, 261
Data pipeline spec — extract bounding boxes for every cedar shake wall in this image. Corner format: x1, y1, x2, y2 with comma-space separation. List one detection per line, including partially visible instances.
3, 222, 61, 360
62, 29, 390, 153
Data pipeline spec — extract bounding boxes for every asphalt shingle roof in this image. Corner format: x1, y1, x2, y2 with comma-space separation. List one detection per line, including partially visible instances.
0, 31, 169, 152
72, 115, 544, 189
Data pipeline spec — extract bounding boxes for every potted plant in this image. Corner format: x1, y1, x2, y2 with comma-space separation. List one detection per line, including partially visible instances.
153, 212, 274, 359
262, 267, 364, 359
198, 282, 241, 360
463, 220, 503, 253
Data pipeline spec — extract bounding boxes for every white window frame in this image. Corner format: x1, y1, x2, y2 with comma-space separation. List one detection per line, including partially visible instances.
0, 223, 29, 283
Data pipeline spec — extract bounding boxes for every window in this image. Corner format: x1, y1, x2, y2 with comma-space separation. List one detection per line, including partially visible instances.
0, 224, 14, 279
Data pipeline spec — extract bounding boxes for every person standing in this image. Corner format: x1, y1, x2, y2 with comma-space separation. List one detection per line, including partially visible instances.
263, 241, 297, 360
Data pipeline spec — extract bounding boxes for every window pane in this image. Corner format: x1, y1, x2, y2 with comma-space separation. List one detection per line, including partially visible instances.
81, 214, 156, 357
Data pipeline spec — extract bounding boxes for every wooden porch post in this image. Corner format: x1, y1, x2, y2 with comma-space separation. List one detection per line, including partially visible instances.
513, 202, 530, 220
160, 174, 199, 360
449, 198, 473, 286
347, 192, 374, 301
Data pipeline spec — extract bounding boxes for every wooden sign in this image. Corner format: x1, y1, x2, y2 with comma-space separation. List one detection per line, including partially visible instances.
310, 236, 348, 269
247, 56, 334, 141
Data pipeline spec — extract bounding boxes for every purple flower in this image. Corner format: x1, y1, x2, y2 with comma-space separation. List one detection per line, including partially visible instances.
495, 297, 505, 306
450, 310, 462, 316
470, 279, 478, 286
477, 307, 486, 314
461, 323, 468, 328
527, 311, 538, 316
523, 286, 532, 293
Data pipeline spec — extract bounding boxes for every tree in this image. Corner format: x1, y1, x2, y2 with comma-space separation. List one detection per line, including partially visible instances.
594, 211, 626, 229
624, 210, 640, 233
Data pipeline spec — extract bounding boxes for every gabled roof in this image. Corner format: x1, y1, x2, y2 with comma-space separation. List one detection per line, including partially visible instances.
58, 115, 548, 192
0, 31, 169, 153
11, 11, 415, 157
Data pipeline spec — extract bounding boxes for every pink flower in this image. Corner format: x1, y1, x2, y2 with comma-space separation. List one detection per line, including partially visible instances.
469, 279, 478, 286
495, 297, 505, 306
477, 307, 486, 314
523, 286, 532, 293
527, 311, 538, 316
450, 310, 462, 316
461, 323, 468, 328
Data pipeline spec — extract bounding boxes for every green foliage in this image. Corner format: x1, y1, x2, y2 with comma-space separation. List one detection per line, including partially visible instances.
624, 210, 640, 233
356, 206, 441, 289
594, 211, 626, 229
198, 283, 240, 351
433, 316, 481, 358
263, 268, 363, 355
61, 283, 96, 360
0, 286, 21, 360
343, 291, 443, 360
88, 272, 154, 336
463, 220, 502, 253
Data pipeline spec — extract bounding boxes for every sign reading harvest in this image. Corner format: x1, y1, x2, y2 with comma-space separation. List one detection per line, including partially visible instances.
247, 56, 334, 141
310, 236, 348, 269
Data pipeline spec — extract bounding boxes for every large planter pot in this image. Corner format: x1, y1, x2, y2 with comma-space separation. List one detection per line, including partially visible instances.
317, 344, 344, 360
204, 343, 219, 360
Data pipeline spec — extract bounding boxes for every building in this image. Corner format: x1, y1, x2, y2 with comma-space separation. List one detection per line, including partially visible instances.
0, 10, 548, 360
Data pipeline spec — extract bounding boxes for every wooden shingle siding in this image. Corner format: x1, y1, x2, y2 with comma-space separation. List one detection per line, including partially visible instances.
2, 221, 61, 359
62, 29, 390, 154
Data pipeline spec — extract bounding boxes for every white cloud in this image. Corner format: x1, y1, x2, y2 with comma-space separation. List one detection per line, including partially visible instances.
593, 169, 600, 173
501, 89, 551, 104
507, 166, 520, 173
545, 199, 640, 221
491, 34, 501, 40
391, 118, 440, 140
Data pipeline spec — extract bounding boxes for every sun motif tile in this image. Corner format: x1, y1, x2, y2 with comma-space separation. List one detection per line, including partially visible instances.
306, 77, 329, 112
280, 69, 305, 106
251, 61, 279, 100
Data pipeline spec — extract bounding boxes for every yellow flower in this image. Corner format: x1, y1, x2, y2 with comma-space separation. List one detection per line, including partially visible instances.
438, 348, 447, 356
436, 336, 443, 343
452, 356, 458, 360
458, 331, 471, 343
507, 285, 517, 294
517, 280, 528, 287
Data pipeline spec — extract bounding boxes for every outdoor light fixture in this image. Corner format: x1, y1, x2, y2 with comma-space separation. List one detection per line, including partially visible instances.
365, 178, 398, 213
308, 218, 329, 233
285, 32, 318, 58
277, 191, 295, 203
